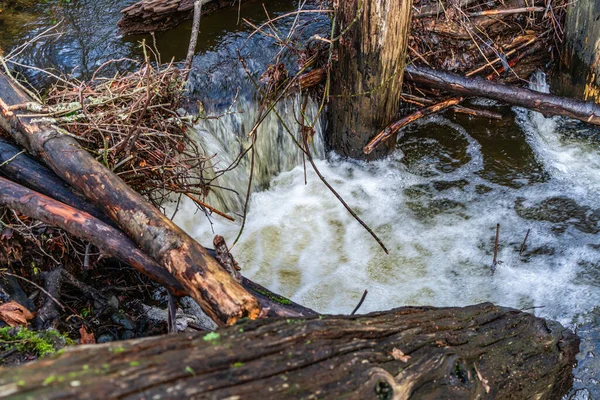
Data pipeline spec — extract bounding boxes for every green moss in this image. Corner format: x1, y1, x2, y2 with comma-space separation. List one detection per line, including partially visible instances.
253, 288, 292, 305
232, 362, 244, 368
202, 332, 220, 342
184, 366, 195, 375
129, 361, 140, 367
110, 346, 125, 354
0, 327, 68, 358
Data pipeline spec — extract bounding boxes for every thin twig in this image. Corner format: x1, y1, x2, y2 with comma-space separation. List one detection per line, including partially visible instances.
351, 289, 368, 315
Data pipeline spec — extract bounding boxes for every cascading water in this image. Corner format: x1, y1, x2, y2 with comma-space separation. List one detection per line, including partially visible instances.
186, 94, 325, 213
177, 73, 600, 325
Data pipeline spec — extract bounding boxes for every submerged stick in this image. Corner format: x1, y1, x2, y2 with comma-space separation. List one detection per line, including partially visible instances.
351, 289, 368, 315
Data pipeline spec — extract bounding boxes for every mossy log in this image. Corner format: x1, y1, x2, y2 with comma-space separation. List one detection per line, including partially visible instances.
0, 303, 578, 399
0, 72, 261, 326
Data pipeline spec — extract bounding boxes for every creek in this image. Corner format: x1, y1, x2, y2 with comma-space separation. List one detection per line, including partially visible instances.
1, 0, 599, 397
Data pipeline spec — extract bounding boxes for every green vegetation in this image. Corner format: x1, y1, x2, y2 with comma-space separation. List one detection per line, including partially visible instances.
0, 326, 70, 358
253, 288, 292, 305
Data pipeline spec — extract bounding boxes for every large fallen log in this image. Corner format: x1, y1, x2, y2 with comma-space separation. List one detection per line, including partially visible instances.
0, 303, 579, 399
0, 72, 261, 326
405, 64, 600, 125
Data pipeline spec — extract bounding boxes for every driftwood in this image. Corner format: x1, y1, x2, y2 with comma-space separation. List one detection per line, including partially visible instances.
0, 138, 110, 224
0, 303, 579, 399
0, 72, 261, 326
364, 97, 464, 154
0, 164, 314, 318
405, 64, 600, 125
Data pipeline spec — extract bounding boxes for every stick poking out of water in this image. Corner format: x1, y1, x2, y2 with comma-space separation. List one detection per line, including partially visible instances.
519, 228, 531, 258
491, 223, 500, 275
351, 290, 369, 315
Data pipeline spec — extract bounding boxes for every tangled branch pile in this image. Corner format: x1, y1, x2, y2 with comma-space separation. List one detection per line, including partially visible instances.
18, 53, 210, 208
409, 0, 566, 80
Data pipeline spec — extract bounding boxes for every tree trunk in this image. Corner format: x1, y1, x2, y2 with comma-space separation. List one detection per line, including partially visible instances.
327, 0, 413, 160
0, 303, 578, 399
0, 72, 261, 326
405, 65, 600, 125
557, 0, 600, 103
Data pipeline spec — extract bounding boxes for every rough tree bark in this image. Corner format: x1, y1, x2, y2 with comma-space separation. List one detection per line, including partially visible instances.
558, 0, 600, 103
0, 303, 579, 399
327, 0, 413, 160
0, 72, 261, 326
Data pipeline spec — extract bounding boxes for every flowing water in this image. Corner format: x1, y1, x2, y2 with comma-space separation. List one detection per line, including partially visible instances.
2, 0, 599, 397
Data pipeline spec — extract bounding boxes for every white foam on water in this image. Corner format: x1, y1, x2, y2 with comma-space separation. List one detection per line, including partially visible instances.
173, 87, 600, 328
516, 71, 600, 199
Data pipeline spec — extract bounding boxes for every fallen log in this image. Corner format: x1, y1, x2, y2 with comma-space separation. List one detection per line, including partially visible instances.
118, 0, 258, 35
0, 173, 314, 318
0, 303, 579, 399
404, 64, 600, 125
0, 72, 261, 326
0, 138, 110, 224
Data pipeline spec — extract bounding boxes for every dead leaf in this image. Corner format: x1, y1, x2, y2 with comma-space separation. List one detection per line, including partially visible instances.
391, 347, 411, 363
79, 325, 96, 344
0, 301, 35, 327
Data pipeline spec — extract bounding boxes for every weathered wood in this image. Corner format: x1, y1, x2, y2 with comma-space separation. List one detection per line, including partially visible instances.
327, 0, 413, 160
0, 142, 315, 317
0, 138, 110, 224
0, 303, 579, 399
0, 72, 261, 326
559, 0, 600, 103
405, 64, 600, 125
0, 164, 314, 318
118, 0, 258, 35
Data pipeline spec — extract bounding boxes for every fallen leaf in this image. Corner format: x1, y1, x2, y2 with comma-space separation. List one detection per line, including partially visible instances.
79, 325, 96, 344
391, 347, 411, 363
0, 301, 35, 327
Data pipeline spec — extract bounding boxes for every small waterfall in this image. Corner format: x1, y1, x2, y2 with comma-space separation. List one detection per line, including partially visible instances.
191, 94, 326, 213
516, 71, 600, 198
